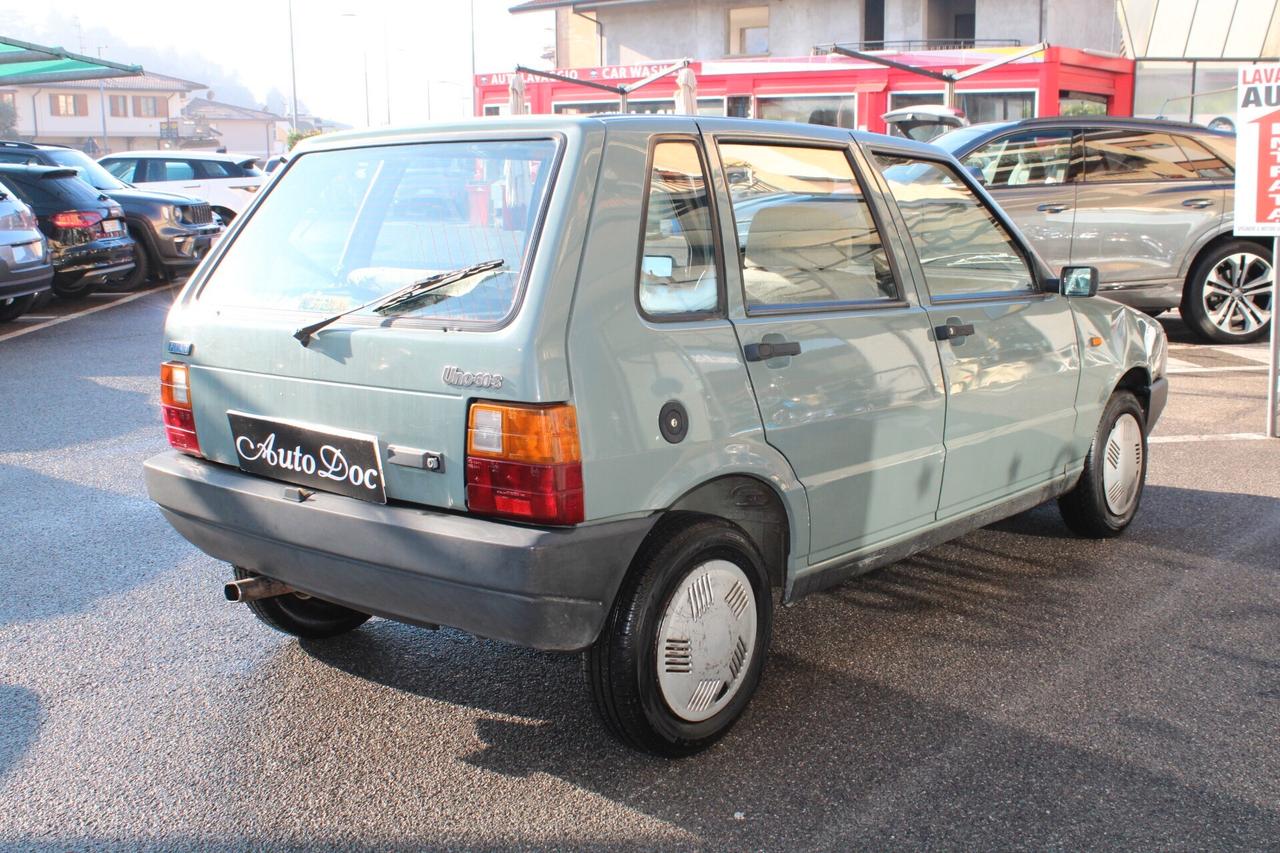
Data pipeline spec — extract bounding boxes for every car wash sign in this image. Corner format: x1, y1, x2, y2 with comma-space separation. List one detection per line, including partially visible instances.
1235, 64, 1280, 235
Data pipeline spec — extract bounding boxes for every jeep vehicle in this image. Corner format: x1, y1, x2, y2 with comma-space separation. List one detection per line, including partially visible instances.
99, 150, 262, 223
144, 116, 1169, 756
0, 142, 223, 291
934, 117, 1266, 344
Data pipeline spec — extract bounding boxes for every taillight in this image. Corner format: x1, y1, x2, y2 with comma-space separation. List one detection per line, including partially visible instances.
465, 402, 583, 525
160, 361, 202, 457
51, 210, 103, 230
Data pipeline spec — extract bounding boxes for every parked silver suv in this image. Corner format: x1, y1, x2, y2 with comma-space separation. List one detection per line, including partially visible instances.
936, 117, 1267, 343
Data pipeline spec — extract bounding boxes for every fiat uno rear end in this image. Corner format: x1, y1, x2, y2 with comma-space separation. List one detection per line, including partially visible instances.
146, 116, 1167, 756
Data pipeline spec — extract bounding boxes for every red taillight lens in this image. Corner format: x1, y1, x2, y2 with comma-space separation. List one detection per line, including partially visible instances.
465, 402, 583, 525
50, 210, 103, 230
160, 361, 201, 457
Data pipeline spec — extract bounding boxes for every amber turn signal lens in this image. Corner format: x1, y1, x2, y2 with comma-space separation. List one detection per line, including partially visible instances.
160, 361, 201, 457
467, 402, 581, 464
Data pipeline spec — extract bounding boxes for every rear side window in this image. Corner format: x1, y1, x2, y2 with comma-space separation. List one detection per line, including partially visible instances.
1174, 135, 1233, 179
0, 152, 39, 165
719, 142, 896, 311
197, 160, 243, 179
198, 139, 558, 327
637, 140, 719, 318
963, 128, 1078, 187
873, 153, 1035, 299
103, 159, 139, 182
1081, 130, 1199, 182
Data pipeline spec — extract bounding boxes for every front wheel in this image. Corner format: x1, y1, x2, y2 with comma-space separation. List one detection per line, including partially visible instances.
1059, 391, 1148, 538
0, 294, 35, 322
586, 517, 772, 757
232, 566, 370, 639
1182, 241, 1272, 343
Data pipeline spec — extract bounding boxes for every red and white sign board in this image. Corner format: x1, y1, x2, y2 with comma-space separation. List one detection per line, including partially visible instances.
1235, 65, 1280, 235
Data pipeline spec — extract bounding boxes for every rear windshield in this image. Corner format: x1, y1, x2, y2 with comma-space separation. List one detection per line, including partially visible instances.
1, 171, 103, 209
197, 139, 558, 326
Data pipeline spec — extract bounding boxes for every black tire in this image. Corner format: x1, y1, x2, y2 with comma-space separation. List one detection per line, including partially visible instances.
1058, 391, 1148, 538
0, 294, 35, 322
586, 516, 773, 757
232, 566, 370, 639
99, 241, 150, 293
52, 274, 98, 300
30, 289, 53, 311
1182, 240, 1272, 343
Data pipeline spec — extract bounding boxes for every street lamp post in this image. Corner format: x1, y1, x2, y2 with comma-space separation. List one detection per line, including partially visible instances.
288, 0, 299, 131
342, 12, 372, 127
96, 46, 109, 154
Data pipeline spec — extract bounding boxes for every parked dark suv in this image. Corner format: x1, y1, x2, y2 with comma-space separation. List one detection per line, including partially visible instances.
0, 177, 52, 321
0, 142, 222, 291
0, 164, 135, 298
934, 117, 1265, 343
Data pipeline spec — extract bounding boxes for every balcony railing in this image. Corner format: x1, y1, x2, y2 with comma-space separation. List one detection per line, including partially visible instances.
815, 38, 1022, 53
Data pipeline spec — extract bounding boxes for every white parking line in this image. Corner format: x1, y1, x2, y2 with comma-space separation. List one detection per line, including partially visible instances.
1167, 365, 1270, 374
0, 288, 158, 343
1149, 432, 1271, 444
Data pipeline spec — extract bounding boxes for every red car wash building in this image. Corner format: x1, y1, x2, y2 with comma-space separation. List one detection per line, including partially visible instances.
474, 46, 1134, 132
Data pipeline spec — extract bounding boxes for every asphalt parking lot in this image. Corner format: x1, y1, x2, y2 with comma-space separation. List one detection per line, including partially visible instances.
1, 287, 1277, 851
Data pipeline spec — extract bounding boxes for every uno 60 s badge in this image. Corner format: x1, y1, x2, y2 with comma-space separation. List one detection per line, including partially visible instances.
227, 411, 387, 504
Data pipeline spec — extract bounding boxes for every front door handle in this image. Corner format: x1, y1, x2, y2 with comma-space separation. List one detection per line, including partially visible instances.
1182, 197, 1214, 209
1036, 203, 1071, 213
744, 340, 802, 361
935, 322, 976, 341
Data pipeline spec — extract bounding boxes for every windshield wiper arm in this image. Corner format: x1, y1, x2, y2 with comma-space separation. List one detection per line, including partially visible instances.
293, 259, 506, 346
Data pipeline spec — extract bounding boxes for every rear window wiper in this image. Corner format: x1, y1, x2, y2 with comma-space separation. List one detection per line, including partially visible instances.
293, 259, 506, 346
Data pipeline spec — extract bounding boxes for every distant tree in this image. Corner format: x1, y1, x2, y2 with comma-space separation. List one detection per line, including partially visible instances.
287, 128, 322, 150
0, 102, 15, 137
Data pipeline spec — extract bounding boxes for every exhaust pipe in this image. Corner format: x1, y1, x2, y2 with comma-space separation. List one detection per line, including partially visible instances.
225, 576, 295, 603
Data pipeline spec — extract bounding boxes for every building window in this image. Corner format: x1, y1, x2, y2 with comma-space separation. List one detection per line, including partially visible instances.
756, 94, 856, 129
0, 91, 14, 111
727, 6, 768, 56
49, 94, 88, 117
132, 96, 168, 118
109, 95, 129, 117
956, 91, 1035, 123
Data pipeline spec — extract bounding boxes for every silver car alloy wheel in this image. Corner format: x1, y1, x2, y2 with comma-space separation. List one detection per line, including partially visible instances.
1202, 251, 1273, 336
1101, 412, 1144, 517
655, 559, 758, 723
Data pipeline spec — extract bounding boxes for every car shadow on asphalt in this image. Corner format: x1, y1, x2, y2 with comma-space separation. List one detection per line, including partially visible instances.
0, 685, 42, 786
286, 484, 1280, 849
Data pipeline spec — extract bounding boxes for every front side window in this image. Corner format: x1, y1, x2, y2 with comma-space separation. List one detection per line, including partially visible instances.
721, 142, 896, 311
198, 139, 557, 327
1081, 129, 1199, 182
873, 153, 1035, 299
638, 140, 719, 318
964, 128, 1078, 187
727, 6, 769, 55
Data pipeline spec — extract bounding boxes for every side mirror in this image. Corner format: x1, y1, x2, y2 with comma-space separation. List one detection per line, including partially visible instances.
1060, 265, 1099, 298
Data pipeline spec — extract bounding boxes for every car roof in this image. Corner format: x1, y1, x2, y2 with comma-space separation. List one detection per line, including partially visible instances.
964, 115, 1229, 136
292, 113, 947, 159
100, 149, 254, 162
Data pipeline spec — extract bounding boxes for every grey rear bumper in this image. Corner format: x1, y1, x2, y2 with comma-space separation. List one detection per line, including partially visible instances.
144, 451, 656, 651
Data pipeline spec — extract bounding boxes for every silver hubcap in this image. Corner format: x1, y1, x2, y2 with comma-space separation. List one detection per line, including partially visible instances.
1101, 412, 1144, 516
1202, 252, 1273, 335
655, 559, 757, 723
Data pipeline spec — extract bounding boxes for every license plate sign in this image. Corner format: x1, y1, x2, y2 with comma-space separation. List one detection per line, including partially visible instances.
227, 411, 386, 504
101, 218, 123, 235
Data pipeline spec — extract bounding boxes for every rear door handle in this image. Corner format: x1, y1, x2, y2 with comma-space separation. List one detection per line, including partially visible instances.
1036, 203, 1071, 213
1182, 197, 1214, 209
935, 323, 976, 341
744, 340, 802, 361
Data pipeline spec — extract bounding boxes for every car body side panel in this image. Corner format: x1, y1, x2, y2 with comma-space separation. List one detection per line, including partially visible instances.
565, 120, 811, 557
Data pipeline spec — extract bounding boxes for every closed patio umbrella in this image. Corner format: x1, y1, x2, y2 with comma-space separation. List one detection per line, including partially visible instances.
674, 67, 697, 115
508, 74, 527, 115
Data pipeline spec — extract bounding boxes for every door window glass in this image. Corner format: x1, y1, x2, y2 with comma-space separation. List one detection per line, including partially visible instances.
103, 159, 139, 182
1081, 130, 1199, 181
154, 160, 197, 182
963, 128, 1077, 187
196, 160, 238, 179
873, 153, 1035, 298
1173, 135, 1233, 179
721, 142, 896, 310
637, 140, 720, 318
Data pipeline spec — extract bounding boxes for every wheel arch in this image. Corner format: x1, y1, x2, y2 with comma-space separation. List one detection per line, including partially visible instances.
1114, 365, 1154, 422
639, 474, 792, 592
124, 215, 162, 264
1182, 231, 1272, 298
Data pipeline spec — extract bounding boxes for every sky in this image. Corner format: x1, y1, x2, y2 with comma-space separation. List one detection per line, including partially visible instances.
0, 0, 555, 127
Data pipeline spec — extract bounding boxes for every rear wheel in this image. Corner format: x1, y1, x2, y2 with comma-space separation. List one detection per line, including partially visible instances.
586, 517, 772, 756
1182, 240, 1272, 343
1059, 391, 1147, 538
232, 566, 370, 639
0, 294, 35, 322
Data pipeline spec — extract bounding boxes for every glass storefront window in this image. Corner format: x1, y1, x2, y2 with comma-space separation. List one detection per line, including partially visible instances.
1133, 60, 1195, 120
756, 95, 856, 128
956, 91, 1034, 123
888, 92, 945, 110
552, 98, 726, 116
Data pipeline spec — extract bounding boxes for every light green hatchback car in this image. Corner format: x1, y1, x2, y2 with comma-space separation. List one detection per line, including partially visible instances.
145, 115, 1169, 756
